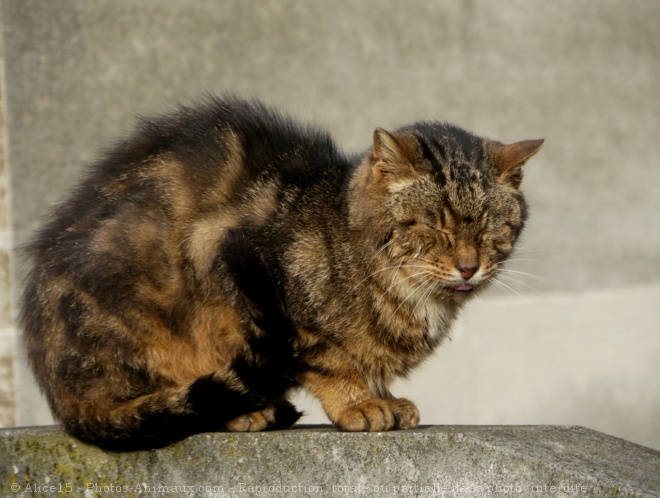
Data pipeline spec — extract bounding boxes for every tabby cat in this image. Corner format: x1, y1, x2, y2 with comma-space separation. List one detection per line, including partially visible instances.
21, 96, 543, 450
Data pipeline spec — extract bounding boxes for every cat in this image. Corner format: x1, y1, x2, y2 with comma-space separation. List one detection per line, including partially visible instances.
20, 95, 543, 450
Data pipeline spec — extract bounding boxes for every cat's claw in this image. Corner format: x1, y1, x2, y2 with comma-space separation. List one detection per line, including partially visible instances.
336, 397, 419, 432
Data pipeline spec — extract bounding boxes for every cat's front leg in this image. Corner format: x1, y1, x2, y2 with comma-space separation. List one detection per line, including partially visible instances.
299, 367, 419, 431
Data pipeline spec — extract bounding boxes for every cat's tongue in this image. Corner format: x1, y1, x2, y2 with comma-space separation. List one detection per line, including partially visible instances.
453, 283, 473, 292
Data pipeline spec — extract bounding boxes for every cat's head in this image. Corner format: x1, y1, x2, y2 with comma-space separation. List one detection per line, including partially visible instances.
350, 122, 543, 301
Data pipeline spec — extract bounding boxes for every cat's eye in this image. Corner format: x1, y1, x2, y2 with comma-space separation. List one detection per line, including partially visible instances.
439, 229, 454, 246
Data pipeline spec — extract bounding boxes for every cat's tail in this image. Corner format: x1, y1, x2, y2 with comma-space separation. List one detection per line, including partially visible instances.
58, 374, 300, 451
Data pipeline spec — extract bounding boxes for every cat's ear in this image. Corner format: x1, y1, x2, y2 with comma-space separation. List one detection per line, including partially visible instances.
372, 128, 418, 179
489, 139, 544, 188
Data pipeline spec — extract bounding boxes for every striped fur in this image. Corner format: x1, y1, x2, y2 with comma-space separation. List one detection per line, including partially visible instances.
20, 96, 542, 449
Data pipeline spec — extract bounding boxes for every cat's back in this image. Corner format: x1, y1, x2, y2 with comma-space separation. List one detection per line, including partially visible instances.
21, 97, 347, 342
26, 96, 344, 260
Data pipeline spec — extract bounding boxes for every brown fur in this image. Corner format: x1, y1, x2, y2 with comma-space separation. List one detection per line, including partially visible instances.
20, 96, 543, 449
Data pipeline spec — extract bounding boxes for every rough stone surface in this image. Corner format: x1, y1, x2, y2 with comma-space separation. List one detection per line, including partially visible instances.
1, 425, 659, 497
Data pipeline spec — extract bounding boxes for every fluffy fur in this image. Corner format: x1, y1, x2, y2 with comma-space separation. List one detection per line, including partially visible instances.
21, 96, 543, 450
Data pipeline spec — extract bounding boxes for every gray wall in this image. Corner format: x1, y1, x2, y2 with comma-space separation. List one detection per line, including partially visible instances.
2, 1, 659, 448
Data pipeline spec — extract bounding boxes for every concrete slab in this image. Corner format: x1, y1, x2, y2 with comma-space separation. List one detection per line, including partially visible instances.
1, 425, 659, 497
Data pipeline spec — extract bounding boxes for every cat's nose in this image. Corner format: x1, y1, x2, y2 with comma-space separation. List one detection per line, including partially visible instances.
458, 265, 478, 280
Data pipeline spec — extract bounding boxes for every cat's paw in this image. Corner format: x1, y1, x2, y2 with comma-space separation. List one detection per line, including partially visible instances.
335, 398, 419, 432
225, 407, 276, 432
336, 399, 394, 431
225, 399, 301, 432
267, 398, 303, 430
389, 397, 420, 430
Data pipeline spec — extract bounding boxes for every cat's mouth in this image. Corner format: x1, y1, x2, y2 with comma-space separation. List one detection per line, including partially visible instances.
452, 283, 474, 292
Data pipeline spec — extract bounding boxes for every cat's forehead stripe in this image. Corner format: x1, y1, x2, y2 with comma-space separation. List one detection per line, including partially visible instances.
408, 124, 492, 186
413, 133, 447, 185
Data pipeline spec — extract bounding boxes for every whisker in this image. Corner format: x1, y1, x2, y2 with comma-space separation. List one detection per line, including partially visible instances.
491, 276, 531, 303
496, 268, 556, 287
494, 273, 539, 293
498, 258, 538, 265
383, 271, 434, 294
372, 258, 405, 309
366, 240, 393, 268
358, 263, 430, 285
406, 278, 438, 328
374, 268, 433, 310
381, 275, 435, 332
396, 276, 434, 311
511, 249, 559, 257
490, 278, 519, 298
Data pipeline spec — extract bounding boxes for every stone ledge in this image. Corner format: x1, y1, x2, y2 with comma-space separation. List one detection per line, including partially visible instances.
1, 425, 659, 497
